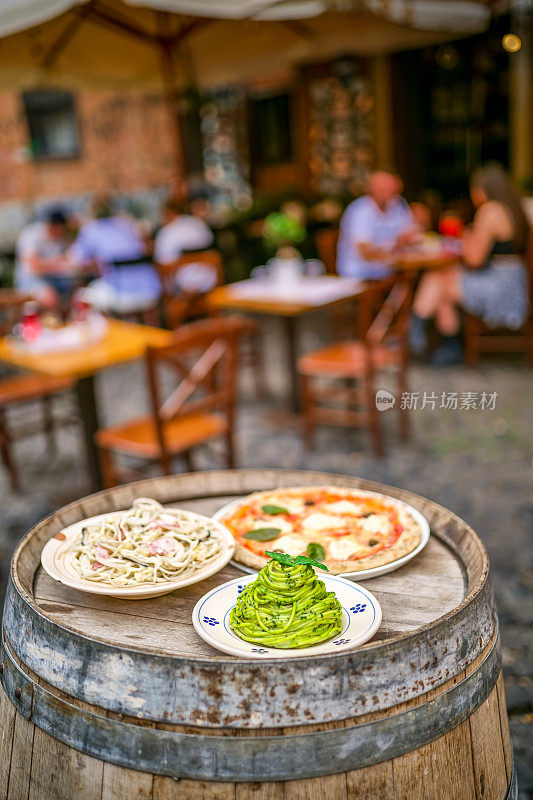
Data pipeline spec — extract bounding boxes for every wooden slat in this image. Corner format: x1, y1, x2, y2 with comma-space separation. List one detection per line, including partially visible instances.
281, 774, 347, 800
496, 675, 513, 782
28, 726, 103, 800
391, 740, 434, 800
235, 782, 283, 800
153, 778, 235, 799
468, 682, 508, 800
426, 714, 477, 800
102, 763, 153, 799
0, 688, 16, 800
346, 760, 394, 799
6, 712, 34, 800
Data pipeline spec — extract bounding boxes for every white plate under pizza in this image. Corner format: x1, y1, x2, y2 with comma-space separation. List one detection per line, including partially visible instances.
212, 486, 430, 580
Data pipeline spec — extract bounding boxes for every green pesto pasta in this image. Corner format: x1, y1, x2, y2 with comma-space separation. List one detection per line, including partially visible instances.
229, 557, 342, 649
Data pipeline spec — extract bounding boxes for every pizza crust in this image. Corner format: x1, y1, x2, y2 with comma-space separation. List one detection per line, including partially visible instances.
225, 486, 424, 574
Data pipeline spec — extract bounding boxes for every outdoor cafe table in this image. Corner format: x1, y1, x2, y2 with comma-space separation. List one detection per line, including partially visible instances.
208, 276, 364, 412
0, 320, 172, 491
391, 245, 459, 272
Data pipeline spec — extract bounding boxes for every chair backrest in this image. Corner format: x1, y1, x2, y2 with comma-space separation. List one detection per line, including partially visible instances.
314, 228, 339, 275
356, 276, 414, 350
156, 249, 224, 328
0, 290, 32, 336
145, 316, 247, 458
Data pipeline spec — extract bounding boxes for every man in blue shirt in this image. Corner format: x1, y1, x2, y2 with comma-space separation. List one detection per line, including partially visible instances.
72, 195, 160, 314
337, 171, 413, 280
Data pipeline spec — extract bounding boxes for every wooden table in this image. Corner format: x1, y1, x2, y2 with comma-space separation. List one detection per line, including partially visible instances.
0, 469, 513, 798
208, 276, 364, 411
0, 320, 172, 491
391, 247, 459, 272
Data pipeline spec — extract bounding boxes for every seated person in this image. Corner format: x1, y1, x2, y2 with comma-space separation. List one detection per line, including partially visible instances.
336, 171, 414, 280
154, 196, 215, 294
72, 194, 160, 314
410, 202, 433, 234
15, 208, 77, 309
412, 163, 530, 365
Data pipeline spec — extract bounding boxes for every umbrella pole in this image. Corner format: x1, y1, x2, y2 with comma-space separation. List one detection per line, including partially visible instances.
159, 39, 185, 188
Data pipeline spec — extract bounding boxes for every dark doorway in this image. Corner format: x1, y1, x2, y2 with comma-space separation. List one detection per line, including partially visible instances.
392, 16, 511, 204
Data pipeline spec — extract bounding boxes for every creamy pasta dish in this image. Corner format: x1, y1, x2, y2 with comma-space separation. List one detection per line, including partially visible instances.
71, 498, 225, 587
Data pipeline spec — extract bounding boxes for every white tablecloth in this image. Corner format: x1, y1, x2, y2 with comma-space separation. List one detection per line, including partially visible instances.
227, 277, 362, 307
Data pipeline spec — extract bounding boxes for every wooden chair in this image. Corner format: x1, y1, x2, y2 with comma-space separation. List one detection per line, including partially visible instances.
95, 316, 248, 487
0, 289, 32, 337
156, 249, 224, 329
464, 232, 533, 367
298, 276, 413, 456
0, 290, 75, 492
314, 227, 339, 275
157, 249, 267, 397
314, 227, 358, 337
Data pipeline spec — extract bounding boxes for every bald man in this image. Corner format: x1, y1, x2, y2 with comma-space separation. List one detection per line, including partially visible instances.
336, 171, 413, 280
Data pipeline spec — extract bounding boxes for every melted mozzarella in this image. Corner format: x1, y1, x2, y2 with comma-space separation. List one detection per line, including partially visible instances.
282, 498, 306, 514
359, 514, 392, 536
326, 500, 366, 515
269, 534, 307, 557
251, 517, 294, 535
328, 538, 367, 561
302, 512, 345, 532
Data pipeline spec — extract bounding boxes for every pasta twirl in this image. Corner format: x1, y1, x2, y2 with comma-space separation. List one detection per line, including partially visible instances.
229, 558, 342, 648
71, 498, 224, 587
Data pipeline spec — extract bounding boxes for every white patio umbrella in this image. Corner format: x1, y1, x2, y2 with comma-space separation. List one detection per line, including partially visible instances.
0, 0, 494, 178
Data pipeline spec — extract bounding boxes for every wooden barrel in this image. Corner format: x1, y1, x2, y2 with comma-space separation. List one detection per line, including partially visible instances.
0, 469, 517, 800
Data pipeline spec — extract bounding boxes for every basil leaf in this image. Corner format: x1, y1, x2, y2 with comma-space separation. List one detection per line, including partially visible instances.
243, 528, 281, 541
294, 555, 329, 571
265, 551, 294, 566
306, 542, 325, 562
261, 504, 289, 515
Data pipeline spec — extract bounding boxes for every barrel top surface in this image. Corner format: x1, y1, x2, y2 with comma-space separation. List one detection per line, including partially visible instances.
11, 469, 483, 662
31, 500, 464, 660
4, 470, 496, 728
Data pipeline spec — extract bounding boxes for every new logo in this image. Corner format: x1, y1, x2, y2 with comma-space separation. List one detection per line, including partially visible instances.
375, 389, 396, 410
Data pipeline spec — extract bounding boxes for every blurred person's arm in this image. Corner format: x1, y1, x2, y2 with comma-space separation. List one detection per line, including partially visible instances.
393, 203, 417, 248
22, 249, 70, 276
462, 204, 499, 269
68, 227, 101, 275
357, 241, 392, 261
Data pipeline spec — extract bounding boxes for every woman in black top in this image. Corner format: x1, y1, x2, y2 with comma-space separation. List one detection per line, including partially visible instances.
412, 163, 530, 364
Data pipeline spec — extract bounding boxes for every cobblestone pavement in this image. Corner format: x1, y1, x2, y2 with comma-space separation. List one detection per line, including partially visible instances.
0, 315, 532, 795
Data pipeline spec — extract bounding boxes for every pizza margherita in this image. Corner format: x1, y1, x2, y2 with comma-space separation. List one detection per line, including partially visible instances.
220, 486, 424, 574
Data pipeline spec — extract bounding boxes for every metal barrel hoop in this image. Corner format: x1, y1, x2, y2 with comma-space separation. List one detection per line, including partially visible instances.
0, 627, 502, 782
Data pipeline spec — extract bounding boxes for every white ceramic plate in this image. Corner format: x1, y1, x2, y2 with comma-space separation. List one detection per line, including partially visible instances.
40, 507, 235, 599
192, 573, 382, 658
212, 489, 430, 581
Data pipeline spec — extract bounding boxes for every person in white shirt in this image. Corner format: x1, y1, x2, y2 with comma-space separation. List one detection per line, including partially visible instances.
336, 172, 414, 280
154, 197, 215, 293
15, 209, 76, 308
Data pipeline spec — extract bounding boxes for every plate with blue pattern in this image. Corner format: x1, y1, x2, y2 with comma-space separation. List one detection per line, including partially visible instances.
192, 573, 382, 658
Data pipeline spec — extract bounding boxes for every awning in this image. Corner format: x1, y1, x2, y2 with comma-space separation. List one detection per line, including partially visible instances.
0, 1, 494, 91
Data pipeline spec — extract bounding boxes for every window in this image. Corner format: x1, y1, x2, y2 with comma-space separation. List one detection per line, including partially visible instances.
22, 90, 80, 160
250, 93, 293, 165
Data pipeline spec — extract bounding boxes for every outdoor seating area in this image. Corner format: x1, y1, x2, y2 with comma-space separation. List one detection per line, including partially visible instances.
0, 0, 532, 798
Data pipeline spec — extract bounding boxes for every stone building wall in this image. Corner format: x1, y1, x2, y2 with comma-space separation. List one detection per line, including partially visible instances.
0, 89, 175, 245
